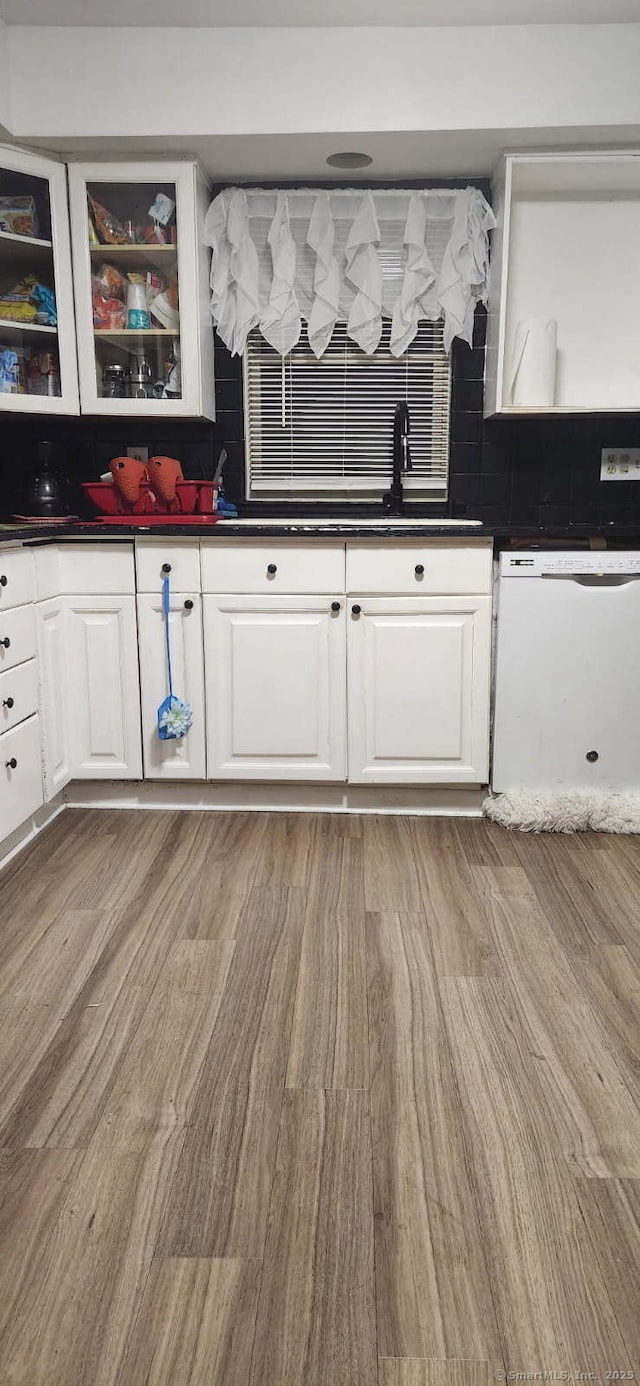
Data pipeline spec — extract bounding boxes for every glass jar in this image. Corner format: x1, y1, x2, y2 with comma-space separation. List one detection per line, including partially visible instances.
103, 363, 127, 399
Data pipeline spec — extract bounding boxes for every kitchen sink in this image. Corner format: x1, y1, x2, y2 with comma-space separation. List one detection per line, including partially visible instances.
219, 517, 483, 528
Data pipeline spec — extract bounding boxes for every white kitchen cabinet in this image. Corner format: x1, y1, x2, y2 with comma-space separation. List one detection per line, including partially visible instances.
0, 546, 35, 609
137, 591, 206, 780
0, 145, 79, 415
0, 602, 36, 673
66, 596, 142, 779
0, 659, 38, 736
68, 161, 215, 419
36, 597, 73, 800
204, 594, 347, 782
347, 596, 492, 785
0, 715, 43, 839
485, 151, 640, 415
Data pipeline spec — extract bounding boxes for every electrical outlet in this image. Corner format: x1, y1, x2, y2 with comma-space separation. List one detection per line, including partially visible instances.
126, 446, 149, 463
600, 448, 640, 481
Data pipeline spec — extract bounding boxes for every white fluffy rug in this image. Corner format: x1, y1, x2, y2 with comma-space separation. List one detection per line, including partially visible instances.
483, 789, 640, 834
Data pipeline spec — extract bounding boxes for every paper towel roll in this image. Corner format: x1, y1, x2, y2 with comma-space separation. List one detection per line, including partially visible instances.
507, 318, 557, 407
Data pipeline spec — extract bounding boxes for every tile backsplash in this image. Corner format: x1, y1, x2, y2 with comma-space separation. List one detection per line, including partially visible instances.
3, 313, 640, 530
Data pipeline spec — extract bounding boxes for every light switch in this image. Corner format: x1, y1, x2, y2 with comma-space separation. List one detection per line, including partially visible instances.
600, 448, 640, 481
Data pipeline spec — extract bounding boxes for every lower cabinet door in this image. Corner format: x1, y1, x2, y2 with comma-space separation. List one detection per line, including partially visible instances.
0, 714, 44, 839
66, 596, 142, 780
136, 592, 206, 779
203, 594, 347, 781
36, 597, 73, 800
347, 596, 491, 785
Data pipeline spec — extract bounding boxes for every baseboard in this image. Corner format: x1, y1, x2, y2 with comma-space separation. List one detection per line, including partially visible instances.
0, 795, 66, 871
64, 779, 485, 817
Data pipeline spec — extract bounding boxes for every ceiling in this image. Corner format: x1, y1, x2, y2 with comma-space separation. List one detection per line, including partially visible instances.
2, 0, 639, 24
32, 127, 640, 181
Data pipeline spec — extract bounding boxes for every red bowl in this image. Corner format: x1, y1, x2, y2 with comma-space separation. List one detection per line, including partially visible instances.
82, 481, 121, 515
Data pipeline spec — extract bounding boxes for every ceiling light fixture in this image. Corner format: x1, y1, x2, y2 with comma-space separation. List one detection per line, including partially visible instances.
326, 151, 373, 169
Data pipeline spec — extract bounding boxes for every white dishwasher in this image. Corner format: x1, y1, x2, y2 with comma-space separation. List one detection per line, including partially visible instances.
492, 550, 640, 791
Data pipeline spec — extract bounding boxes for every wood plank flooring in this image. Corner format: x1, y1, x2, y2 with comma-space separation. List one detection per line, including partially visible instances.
0, 809, 639, 1384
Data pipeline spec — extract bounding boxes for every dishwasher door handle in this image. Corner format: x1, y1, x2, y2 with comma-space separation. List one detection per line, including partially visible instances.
541, 573, 640, 586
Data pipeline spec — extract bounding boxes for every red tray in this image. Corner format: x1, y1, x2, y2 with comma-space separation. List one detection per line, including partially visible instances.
82, 514, 222, 527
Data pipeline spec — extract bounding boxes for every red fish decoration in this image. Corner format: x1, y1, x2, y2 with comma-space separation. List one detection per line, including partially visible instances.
110, 456, 152, 513
147, 455, 184, 513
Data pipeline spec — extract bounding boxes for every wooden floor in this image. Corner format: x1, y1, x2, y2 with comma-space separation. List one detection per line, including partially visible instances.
0, 808, 639, 1384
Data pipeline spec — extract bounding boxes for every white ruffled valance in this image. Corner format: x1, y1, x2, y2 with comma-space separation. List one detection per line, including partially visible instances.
204, 185, 495, 359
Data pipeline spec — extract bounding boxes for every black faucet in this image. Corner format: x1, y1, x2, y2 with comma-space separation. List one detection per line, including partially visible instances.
383, 401, 411, 514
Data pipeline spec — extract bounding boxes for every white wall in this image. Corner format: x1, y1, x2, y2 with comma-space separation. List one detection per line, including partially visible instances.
5, 24, 640, 140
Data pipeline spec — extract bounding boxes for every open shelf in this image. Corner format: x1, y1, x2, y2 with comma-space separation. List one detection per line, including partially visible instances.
89, 243, 177, 272
89, 243, 175, 253
0, 229, 54, 273
487, 152, 640, 415
0, 229, 53, 250
94, 327, 173, 336
0, 318, 57, 338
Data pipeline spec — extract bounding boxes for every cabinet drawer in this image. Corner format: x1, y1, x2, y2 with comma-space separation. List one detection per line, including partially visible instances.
0, 604, 36, 672
0, 659, 38, 733
346, 543, 493, 595
0, 715, 43, 840
0, 547, 34, 610
136, 540, 201, 593
34, 543, 135, 599
201, 542, 345, 594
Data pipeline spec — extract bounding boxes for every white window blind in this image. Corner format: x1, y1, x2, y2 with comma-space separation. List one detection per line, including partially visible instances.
243, 319, 451, 499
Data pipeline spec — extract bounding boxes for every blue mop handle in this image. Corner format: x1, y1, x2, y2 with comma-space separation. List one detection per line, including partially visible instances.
162, 573, 174, 699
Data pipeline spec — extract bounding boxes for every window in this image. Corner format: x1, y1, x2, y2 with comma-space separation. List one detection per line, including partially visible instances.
243, 319, 451, 500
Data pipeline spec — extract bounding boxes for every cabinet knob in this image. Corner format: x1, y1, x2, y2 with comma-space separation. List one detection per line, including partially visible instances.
415, 564, 425, 576
0, 575, 6, 586
5, 758, 17, 770
161, 563, 172, 574
351, 604, 362, 616
184, 599, 194, 610
267, 563, 277, 575
2, 697, 14, 709
331, 601, 341, 612
0, 637, 10, 649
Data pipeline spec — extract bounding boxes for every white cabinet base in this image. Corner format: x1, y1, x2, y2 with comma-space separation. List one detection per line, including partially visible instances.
65, 778, 486, 817
347, 597, 491, 785
204, 595, 347, 782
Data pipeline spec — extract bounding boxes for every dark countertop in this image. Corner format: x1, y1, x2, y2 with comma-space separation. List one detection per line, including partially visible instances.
2, 520, 640, 545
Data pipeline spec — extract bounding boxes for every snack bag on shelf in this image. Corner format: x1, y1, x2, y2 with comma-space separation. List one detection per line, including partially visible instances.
0, 196, 38, 238
95, 262, 127, 300
0, 274, 57, 325
87, 194, 132, 245
32, 283, 57, 326
27, 350, 60, 396
0, 348, 22, 393
0, 274, 39, 323
92, 275, 126, 329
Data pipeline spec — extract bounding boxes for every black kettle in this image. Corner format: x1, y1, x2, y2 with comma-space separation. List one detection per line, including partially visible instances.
24, 440, 71, 518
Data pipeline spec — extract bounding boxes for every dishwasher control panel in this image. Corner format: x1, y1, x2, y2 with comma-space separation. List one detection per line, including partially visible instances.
500, 550, 640, 577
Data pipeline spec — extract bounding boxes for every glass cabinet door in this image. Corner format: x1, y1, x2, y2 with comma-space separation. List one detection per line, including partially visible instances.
87, 177, 180, 405
0, 147, 78, 414
69, 162, 214, 418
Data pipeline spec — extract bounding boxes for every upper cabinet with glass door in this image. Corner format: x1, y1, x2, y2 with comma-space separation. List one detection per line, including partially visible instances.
68, 161, 215, 419
0, 146, 79, 415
